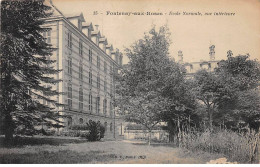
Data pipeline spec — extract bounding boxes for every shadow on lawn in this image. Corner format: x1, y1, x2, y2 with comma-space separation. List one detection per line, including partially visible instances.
0, 150, 118, 164
132, 142, 175, 148
0, 136, 87, 148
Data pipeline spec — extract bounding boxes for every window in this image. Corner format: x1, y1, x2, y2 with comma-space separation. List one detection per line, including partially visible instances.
97, 75, 100, 89
79, 40, 83, 57
110, 64, 113, 76
97, 56, 100, 69
110, 122, 113, 131
79, 63, 83, 80
68, 83, 72, 109
104, 122, 107, 131
110, 83, 113, 95
68, 57, 72, 75
89, 71, 92, 85
89, 94, 93, 113
79, 118, 83, 124
47, 30, 51, 44
104, 62, 107, 73
68, 32, 72, 49
43, 30, 51, 44
96, 97, 100, 114
104, 80, 107, 92
79, 86, 83, 111
68, 117, 72, 127
110, 102, 113, 117
103, 99, 107, 115
89, 48, 92, 63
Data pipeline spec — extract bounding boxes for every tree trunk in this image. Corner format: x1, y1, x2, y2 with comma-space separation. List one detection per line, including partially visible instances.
148, 130, 152, 145
4, 114, 14, 144
208, 109, 213, 131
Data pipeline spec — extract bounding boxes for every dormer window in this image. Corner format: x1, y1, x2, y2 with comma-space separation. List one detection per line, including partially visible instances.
66, 13, 85, 31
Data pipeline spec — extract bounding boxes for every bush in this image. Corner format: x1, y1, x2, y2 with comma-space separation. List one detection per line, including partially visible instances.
85, 120, 105, 141
69, 125, 89, 130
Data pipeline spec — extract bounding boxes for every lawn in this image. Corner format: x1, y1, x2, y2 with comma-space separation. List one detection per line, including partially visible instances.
0, 136, 223, 164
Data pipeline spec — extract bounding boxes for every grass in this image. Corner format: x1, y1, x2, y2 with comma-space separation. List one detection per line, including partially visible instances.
0, 135, 87, 148
0, 150, 117, 164
2, 132, 256, 164
0, 136, 206, 164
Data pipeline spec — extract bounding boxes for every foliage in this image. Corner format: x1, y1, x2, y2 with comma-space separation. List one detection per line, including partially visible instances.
0, 0, 63, 143
214, 54, 260, 130
69, 125, 89, 130
216, 54, 260, 91
85, 120, 105, 141
192, 69, 234, 129
115, 25, 198, 144
191, 54, 260, 130
115, 25, 171, 130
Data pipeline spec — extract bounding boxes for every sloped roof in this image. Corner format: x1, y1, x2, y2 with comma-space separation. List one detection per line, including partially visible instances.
99, 37, 108, 44
65, 12, 85, 22
107, 44, 113, 50
91, 30, 101, 37
82, 22, 94, 31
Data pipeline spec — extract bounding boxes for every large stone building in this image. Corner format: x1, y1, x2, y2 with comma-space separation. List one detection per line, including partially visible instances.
42, 1, 124, 138
178, 45, 220, 76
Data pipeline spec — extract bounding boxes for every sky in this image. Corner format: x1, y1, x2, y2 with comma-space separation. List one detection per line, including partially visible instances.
52, 0, 260, 64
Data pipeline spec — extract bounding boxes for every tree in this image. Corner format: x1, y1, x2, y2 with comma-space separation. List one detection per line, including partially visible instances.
192, 69, 234, 130
192, 54, 260, 131
85, 120, 105, 141
215, 54, 260, 130
0, 0, 63, 143
115, 25, 174, 145
115, 25, 195, 144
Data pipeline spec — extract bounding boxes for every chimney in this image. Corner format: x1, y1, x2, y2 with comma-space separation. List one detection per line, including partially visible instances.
227, 50, 233, 58
95, 25, 99, 31
178, 50, 183, 63
119, 53, 123, 66
115, 49, 119, 64
209, 45, 215, 61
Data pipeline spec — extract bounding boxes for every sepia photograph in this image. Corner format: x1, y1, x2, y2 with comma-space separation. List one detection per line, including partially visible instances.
0, 0, 260, 165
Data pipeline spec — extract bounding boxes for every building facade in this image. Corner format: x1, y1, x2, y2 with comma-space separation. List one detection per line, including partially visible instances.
178, 45, 220, 76
42, 1, 124, 139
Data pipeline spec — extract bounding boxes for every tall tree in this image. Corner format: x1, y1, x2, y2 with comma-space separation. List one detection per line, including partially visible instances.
192, 54, 260, 131
115, 25, 195, 144
0, 0, 63, 143
115, 25, 173, 144
215, 54, 260, 130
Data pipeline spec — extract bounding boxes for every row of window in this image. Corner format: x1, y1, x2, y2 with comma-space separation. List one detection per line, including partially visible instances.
68, 31, 112, 72
67, 83, 113, 116
68, 57, 112, 77
67, 57, 113, 92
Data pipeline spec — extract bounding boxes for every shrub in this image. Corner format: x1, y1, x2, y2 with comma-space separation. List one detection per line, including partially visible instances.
69, 125, 89, 130
85, 120, 105, 141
